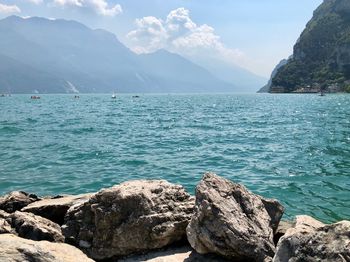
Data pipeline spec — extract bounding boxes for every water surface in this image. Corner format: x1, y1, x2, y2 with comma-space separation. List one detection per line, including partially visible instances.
1, 94, 349, 222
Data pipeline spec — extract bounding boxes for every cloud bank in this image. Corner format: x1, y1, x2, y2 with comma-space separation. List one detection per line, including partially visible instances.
127, 8, 245, 67
0, 3, 21, 13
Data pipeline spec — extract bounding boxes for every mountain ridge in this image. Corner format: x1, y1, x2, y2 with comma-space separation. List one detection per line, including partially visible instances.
0, 15, 251, 94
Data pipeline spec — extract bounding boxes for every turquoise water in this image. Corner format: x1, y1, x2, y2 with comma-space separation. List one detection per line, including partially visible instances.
0, 94, 349, 222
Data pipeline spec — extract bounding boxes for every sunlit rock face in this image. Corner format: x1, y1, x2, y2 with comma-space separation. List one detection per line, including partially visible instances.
270, 0, 350, 93
186, 173, 284, 262
62, 180, 194, 260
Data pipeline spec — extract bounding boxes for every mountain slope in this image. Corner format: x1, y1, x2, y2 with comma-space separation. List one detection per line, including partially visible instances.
258, 59, 288, 93
0, 16, 235, 94
0, 54, 67, 93
270, 0, 350, 93
186, 56, 267, 93
138, 50, 234, 93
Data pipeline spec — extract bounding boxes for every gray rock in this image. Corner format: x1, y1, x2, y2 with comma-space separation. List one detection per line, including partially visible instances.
62, 180, 194, 260
261, 198, 285, 233
273, 215, 350, 262
6, 211, 64, 242
0, 191, 40, 213
0, 233, 94, 262
0, 210, 14, 234
273, 220, 294, 246
22, 193, 92, 225
187, 173, 284, 262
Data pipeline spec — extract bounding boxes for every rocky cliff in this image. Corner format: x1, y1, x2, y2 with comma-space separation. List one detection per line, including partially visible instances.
258, 59, 288, 93
270, 0, 350, 93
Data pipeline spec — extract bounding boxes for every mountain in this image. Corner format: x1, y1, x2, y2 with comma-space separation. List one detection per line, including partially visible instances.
258, 59, 288, 93
0, 54, 67, 93
138, 50, 234, 93
0, 16, 234, 94
269, 0, 350, 93
186, 56, 267, 93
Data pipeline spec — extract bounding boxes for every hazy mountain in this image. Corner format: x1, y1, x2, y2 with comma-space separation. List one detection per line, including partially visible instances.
138, 50, 234, 93
188, 56, 267, 93
0, 53, 67, 93
270, 0, 350, 93
0, 16, 235, 94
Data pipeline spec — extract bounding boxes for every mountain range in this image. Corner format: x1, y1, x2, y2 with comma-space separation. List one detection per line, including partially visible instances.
0, 16, 265, 94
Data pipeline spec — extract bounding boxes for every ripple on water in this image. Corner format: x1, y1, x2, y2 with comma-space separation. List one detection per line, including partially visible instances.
0, 94, 350, 223
0, 126, 23, 134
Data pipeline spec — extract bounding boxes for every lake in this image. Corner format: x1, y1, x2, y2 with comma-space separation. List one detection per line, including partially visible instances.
0, 93, 349, 223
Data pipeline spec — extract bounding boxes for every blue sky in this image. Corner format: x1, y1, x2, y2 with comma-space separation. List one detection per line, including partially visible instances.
0, 0, 323, 77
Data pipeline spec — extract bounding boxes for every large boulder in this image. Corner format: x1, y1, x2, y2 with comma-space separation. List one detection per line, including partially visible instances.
22, 194, 92, 225
0, 191, 40, 213
0, 234, 94, 262
273, 215, 350, 262
6, 211, 64, 242
187, 173, 284, 262
62, 180, 194, 260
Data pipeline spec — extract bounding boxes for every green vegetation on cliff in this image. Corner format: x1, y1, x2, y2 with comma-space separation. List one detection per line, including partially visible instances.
271, 0, 350, 93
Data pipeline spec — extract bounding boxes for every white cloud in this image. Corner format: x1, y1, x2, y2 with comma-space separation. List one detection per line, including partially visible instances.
53, 0, 122, 16
127, 8, 245, 63
127, 16, 167, 53
27, 0, 44, 5
166, 8, 196, 36
0, 3, 21, 13
126, 7, 246, 69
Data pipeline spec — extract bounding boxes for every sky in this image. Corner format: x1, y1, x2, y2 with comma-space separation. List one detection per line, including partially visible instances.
0, 0, 323, 77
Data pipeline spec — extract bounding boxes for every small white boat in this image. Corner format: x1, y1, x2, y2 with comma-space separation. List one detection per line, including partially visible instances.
111, 93, 117, 99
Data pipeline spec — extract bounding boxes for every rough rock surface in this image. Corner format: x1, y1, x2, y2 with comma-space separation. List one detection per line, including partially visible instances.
187, 173, 284, 262
0, 210, 14, 234
22, 194, 92, 225
273, 221, 294, 245
0, 233, 94, 262
273, 215, 350, 262
0, 191, 40, 213
6, 211, 64, 242
120, 245, 230, 262
62, 180, 194, 260
261, 198, 285, 233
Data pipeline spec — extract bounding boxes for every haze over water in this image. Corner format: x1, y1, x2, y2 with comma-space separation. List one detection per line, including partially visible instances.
1, 94, 349, 223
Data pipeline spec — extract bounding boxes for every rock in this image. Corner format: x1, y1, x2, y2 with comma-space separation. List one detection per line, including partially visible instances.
273, 216, 350, 262
287, 215, 325, 234
22, 193, 92, 225
187, 173, 284, 262
0, 210, 14, 234
0, 233, 94, 262
120, 245, 230, 262
273, 221, 294, 246
261, 198, 285, 233
0, 191, 40, 213
62, 180, 194, 260
6, 211, 64, 242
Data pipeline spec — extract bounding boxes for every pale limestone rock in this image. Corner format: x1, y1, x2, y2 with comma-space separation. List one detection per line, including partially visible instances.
0, 234, 94, 262
0, 191, 40, 213
62, 180, 194, 260
273, 216, 350, 262
7, 211, 64, 242
187, 173, 284, 262
22, 194, 92, 225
